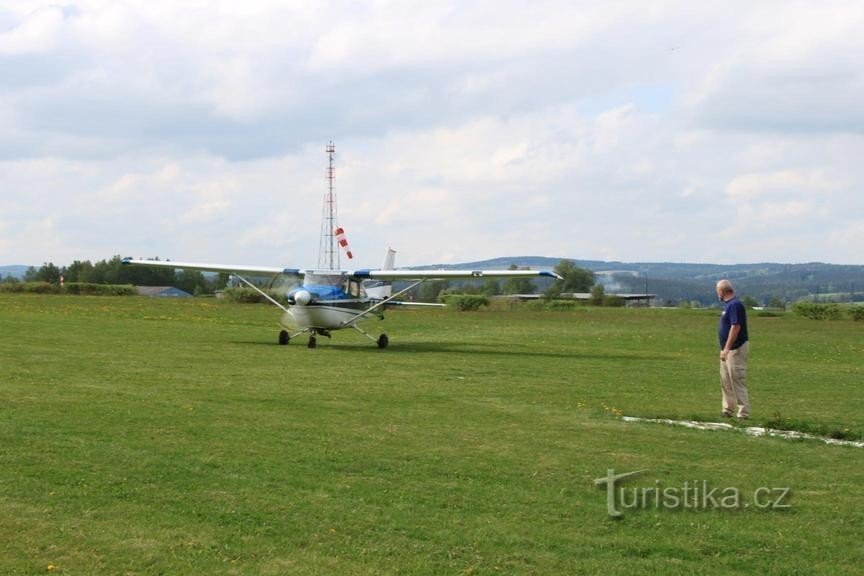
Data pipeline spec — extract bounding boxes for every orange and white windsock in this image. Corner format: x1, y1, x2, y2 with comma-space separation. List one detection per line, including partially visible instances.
334, 226, 353, 260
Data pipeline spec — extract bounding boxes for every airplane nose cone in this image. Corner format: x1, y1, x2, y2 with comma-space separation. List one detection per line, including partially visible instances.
294, 290, 313, 306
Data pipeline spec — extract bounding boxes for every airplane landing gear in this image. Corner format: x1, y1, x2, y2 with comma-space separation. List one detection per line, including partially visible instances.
377, 334, 389, 349
308, 335, 317, 349
278, 330, 290, 345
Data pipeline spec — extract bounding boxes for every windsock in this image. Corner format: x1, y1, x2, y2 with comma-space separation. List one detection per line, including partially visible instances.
334, 226, 353, 260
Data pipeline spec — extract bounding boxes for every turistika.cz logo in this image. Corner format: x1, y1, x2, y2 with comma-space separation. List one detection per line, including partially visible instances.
594, 469, 791, 518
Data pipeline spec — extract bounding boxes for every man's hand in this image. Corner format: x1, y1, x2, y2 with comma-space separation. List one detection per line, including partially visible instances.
721, 324, 741, 362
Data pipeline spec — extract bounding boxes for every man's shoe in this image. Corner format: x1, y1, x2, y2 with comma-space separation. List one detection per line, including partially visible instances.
722, 412, 733, 418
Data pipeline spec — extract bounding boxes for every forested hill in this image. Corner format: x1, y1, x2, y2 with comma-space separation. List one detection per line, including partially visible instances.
417, 257, 864, 306
0, 265, 29, 279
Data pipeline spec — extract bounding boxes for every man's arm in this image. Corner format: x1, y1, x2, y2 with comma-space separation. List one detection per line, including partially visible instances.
720, 324, 741, 361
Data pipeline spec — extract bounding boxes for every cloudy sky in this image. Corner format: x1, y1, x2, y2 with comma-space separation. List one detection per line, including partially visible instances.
1, 1, 862, 269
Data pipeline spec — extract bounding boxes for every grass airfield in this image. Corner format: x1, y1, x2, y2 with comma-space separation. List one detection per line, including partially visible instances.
2, 294, 863, 575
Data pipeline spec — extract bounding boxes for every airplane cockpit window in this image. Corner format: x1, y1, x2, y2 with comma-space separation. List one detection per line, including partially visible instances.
306, 273, 342, 287
268, 273, 302, 294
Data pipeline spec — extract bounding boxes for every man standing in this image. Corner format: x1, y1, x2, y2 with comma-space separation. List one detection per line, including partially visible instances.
716, 279, 750, 419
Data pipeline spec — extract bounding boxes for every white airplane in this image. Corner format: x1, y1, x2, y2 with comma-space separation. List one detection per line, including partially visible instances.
122, 142, 560, 348
121, 253, 560, 349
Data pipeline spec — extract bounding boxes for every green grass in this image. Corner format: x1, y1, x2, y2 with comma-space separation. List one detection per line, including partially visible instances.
1, 294, 863, 575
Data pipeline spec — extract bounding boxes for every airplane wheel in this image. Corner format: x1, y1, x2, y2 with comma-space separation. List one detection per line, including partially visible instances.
308, 336, 317, 349
279, 330, 290, 345
377, 334, 389, 349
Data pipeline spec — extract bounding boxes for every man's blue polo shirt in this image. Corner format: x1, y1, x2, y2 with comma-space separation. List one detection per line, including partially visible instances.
718, 296, 749, 350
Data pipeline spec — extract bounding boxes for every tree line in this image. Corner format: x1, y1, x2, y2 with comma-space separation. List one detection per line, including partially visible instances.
4, 257, 597, 302
4, 256, 227, 296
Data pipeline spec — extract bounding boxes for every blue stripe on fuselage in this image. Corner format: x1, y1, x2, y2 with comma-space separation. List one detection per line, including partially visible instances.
287, 284, 350, 300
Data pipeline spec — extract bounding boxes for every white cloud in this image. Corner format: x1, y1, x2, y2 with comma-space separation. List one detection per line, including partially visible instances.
0, 5, 64, 55
690, 2, 864, 133
725, 170, 840, 199
177, 184, 233, 225
828, 220, 864, 252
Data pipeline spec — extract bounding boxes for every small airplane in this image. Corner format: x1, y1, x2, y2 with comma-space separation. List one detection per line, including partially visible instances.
121, 253, 560, 348
122, 142, 560, 348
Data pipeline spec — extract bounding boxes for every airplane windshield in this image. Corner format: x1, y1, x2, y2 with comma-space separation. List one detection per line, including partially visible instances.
268, 273, 303, 293
304, 273, 344, 287
301, 273, 366, 299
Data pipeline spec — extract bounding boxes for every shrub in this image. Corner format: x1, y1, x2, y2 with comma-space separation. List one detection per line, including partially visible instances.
6, 282, 60, 294
440, 293, 490, 311
486, 298, 523, 312
602, 295, 626, 307
220, 287, 286, 304
544, 299, 582, 311
850, 305, 864, 321
64, 283, 136, 296
0, 282, 136, 296
222, 287, 269, 304
792, 301, 842, 320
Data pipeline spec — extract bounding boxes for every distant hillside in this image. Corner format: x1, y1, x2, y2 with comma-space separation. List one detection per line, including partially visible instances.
0, 265, 28, 279
416, 257, 864, 305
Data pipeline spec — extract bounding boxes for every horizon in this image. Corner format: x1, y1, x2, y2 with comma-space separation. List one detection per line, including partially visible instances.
3, 255, 863, 273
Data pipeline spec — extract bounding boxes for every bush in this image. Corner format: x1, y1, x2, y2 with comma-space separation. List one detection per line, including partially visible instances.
222, 287, 270, 304
792, 301, 842, 320
545, 299, 583, 311
602, 295, 626, 307
64, 283, 136, 296
0, 282, 136, 296
29, 282, 60, 294
850, 305, 864, 321
439, 293, 490, 311
0, 282, 59, 294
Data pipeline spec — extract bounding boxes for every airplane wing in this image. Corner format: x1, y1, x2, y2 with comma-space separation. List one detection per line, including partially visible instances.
347, 269, 562, 280
121, 257, 300, 277
122, 258, 561, 280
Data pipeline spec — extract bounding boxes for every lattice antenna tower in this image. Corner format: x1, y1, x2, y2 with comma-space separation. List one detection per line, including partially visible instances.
318, 141, 339, 270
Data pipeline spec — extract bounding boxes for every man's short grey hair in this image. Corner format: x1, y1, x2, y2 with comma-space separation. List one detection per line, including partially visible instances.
716, 279, 734, 294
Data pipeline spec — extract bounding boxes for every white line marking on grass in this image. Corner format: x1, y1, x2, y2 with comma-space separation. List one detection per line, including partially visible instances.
621, 416, 864, 448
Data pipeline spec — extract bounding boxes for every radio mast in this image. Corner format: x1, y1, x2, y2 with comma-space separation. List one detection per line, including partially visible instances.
318, 141, 338, 270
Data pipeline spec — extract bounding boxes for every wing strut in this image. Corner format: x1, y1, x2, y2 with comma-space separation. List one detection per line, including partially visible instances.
232, 274, 290, 313
339, 279, 427, 328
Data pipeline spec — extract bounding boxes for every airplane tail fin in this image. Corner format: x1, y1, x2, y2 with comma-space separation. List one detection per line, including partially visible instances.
364, 248, 396, 300
382, 248, 396, 270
